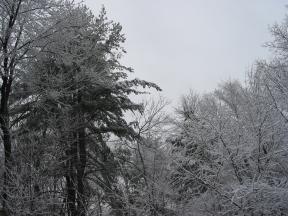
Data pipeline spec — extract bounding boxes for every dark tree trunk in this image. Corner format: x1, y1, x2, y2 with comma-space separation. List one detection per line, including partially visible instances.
0, 76, 12, 211
0, 1, 22, 211
74, 90, 87, 216
66, 136, 78, 216
66, 175, 76, 216
77, 126, 86, 216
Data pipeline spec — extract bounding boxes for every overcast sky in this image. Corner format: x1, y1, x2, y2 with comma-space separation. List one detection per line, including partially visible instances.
83, 0, 287, 103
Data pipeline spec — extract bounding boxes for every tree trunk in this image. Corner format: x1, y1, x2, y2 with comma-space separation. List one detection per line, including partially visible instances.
77, 126, 86, 216
66, 135, 77, 216
0, 76, 12, 211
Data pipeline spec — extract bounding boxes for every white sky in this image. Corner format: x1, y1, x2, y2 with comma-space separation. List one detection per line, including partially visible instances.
82, 0, 287, 103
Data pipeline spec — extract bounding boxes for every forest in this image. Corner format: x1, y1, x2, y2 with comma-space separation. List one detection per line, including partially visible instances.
1, 0, 288, 215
